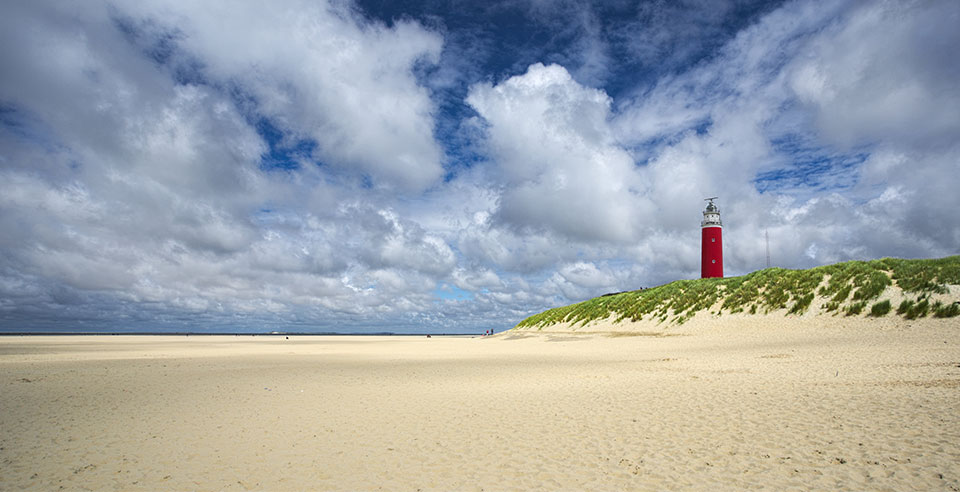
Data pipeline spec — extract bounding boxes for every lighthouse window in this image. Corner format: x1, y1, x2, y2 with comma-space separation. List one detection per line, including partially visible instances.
712, 259, 716, 263
711, 238, 715, 242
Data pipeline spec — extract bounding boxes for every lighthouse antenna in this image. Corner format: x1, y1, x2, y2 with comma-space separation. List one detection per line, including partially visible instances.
704, 196, 718, 203
765, 230, 771, 269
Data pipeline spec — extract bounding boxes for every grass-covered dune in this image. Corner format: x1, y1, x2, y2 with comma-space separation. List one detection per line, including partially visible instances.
515, 256, 960, 331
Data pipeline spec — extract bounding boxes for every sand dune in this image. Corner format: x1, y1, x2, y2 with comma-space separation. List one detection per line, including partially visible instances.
2, 322, 959, 490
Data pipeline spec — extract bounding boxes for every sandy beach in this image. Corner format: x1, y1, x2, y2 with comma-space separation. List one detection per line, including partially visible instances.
2, 320, 959, 490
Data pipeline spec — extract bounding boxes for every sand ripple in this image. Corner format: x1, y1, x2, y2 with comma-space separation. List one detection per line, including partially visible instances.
2, 325, 959, 490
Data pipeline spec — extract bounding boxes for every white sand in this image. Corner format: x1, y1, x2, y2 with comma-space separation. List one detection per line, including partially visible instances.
2, 320, 959, 490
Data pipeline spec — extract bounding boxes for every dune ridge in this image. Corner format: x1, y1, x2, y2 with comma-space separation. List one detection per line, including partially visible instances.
514, 256, 960, 333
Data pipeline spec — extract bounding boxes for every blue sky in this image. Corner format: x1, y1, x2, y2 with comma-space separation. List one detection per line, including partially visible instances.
0, 0, 958, 333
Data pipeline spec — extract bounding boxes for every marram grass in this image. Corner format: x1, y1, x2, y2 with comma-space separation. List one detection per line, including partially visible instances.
516, 256, 960, 330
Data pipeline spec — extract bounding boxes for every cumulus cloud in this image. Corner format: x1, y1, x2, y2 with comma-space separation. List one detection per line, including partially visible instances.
117, 0, 446, 192
467, 63, 652, 243
786, 1, 960, 151
775, 1, 960, 259
0, 1, 455, 329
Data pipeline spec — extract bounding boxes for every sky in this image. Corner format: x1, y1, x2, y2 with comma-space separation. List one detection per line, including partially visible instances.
1, 0, 958, 333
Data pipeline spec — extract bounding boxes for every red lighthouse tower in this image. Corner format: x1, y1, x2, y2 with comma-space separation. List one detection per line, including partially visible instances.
701, 197, 723, 278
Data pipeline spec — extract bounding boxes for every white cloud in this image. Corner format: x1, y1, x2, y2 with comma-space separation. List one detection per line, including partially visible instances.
467, 63, 652, 243
558, 261, 614, 289
785, 0, 960, 151
119, 0, 446, 192
452, 268, 502, 291
0, 1, 456, 328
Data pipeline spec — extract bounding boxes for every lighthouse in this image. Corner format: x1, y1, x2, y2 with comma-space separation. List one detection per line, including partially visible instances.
701, 197, 723, 278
